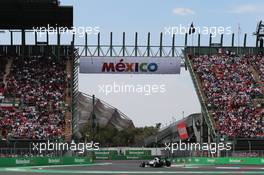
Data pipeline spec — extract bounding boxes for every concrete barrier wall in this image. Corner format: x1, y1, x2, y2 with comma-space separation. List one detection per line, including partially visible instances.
172, 157, 264, 165
0, 157, 93, 167
93, 149, 153, 160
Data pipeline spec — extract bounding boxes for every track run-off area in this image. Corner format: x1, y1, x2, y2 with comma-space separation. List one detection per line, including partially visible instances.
1, 160, 264, 175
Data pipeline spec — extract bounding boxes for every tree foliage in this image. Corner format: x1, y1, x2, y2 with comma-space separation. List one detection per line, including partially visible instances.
81, 123, 158, 147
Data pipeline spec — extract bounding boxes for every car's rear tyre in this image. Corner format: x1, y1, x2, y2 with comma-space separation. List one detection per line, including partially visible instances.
140, 162, 146, 167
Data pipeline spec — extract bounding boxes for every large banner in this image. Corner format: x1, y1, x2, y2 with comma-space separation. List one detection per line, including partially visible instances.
79, 57, 181, 74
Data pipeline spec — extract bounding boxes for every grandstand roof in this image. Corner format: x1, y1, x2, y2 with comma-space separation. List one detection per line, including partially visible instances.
77, 92, 135, 132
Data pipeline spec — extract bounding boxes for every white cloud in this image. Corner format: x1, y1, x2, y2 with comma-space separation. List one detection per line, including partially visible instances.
173, 8, 195, 16
229, 4, 264, 14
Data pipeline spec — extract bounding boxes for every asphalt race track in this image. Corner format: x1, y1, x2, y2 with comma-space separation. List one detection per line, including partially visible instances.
1, 160, 264, 175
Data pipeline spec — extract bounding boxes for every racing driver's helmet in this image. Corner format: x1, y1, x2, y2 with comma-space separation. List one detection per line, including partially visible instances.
154, 157, 160, 163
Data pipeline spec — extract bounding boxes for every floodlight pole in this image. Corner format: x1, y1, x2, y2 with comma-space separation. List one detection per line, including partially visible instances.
209, 33, 212, 55
231, 33, 234, 47
110, 32, 113, 57
198, 34, 201, 55
57, 28, 61, 59
85, 32, 88, 56
122, 32, 126, 57
21, 29, 26, 56
135, 32, 138, 57
147, 32, 150, 57
184, 33, 188, 48
35, 31, 37, 45
46, 31, 49, 45
22, 29, 26, 45
244, 34, 247, 47
220, 34, 223, 47
97, 32, 100, 56
172, 34, 175, 57
10, 31, 13, 45
159, 32, 163, 57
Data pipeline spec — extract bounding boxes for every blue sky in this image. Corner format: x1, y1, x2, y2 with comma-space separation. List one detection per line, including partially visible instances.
1, 0, 263, 46
72, 0, 264, 127
58, 0, 264, 46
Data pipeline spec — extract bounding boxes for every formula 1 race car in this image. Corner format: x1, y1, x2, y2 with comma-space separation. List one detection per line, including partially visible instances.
139, 157, 171, 168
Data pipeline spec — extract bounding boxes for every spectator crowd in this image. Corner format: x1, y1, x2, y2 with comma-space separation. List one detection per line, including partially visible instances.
250, 54, 264, 82
0, 56, 67, 140
0, 53, 263, 140
0, 58, 7, 96
190, 53, 264, 138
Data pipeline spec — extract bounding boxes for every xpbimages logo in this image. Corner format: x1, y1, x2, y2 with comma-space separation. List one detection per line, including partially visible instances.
98, 82, 166, 96
32, 140, 100, 154
164, 141, 232, 154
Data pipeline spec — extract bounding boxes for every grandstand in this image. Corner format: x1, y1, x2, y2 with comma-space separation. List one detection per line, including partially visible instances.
0, 46, 78, 160
183, 36, 264, 152
189, 53, 263, 138
144, 113, 201, 146
0, 0, 74, 144
1, 56, 66, 140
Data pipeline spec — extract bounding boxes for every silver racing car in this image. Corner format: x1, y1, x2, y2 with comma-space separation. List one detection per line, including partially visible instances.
139, 157, 171, 168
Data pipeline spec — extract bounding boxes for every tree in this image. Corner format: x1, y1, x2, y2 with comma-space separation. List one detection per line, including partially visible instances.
81, 123, 159, 147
